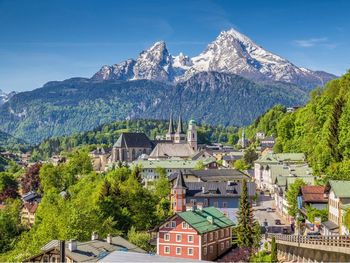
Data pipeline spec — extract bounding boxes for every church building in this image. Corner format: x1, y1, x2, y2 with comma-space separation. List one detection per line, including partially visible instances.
149, 114, 198, 160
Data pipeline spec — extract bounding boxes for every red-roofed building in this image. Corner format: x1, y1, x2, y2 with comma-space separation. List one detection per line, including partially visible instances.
301, 185, 327, 210
21, 202, 39, 226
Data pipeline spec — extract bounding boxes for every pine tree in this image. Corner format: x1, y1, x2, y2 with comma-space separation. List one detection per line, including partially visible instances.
236, 179, 254, 247
270, 236, 278, 262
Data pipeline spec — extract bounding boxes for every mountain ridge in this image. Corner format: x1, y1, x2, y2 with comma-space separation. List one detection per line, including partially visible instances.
92, 28, 336, 89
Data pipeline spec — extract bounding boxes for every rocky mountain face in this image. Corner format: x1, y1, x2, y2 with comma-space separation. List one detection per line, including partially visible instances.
92, 28, 336, 89
0, 90, 16, 106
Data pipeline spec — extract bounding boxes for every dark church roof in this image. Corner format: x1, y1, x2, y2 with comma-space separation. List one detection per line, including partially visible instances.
113, 133, 153, 149
174, 171, 187, 189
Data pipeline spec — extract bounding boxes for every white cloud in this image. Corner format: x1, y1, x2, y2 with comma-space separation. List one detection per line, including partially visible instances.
294, 37, 328, 47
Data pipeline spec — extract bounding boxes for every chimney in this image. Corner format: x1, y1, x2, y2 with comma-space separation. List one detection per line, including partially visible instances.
197, 202, 203, 211
91, 231, 99, 241
68, 240, 77, 252
107, 234, 113, 244
59, 240, 66, 263
207, 216, 213, 224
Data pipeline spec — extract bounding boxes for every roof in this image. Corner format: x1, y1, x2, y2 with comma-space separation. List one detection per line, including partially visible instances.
23, 202, 39, 213
149, 143, 195, 159
185, 181, 256, 198
177, 207, 234, 234
133, 159, 199, 169
340, 203, 350, 210
328, 180, 350, 198
174, 171, 187, 189
301, 186, 327, 203
321, 220, 339, 231
113, 133, 152, 149
99, 251, 209, 262
22, 191, 41, 202
190, 169, 250, 182
35, 236, 145, 262
255, 153, 305, 164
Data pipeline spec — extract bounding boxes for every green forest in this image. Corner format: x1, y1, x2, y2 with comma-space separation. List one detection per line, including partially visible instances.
247, 71, 350, 181
0, 150, 171, 261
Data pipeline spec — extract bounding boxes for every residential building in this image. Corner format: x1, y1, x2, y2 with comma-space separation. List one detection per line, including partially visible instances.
132, 159, 201, 182
300, 185, 328, 210
273, 175, 314, 222
322, 180, 350, 235
170, 172, 255, 222
260, 136, 275, 150
21, 191, 41, 226
24, 234, 145, 262
110, 133, 153, 163
155, 206, 234, 261
254, 153, 307, 191
90, 148, 110, 172
21, 202, 38, 226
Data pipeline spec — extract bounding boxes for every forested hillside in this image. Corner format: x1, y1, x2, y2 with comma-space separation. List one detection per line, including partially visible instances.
0, 72, 307, 144
31, 119, 239, 160
249, 71, 350, 181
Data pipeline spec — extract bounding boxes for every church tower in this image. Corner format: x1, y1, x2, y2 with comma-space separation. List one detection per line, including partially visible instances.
187, 120, 197, 151
171, 171, 187, 213
165, 113, 175, 141
174, 114, 186, 143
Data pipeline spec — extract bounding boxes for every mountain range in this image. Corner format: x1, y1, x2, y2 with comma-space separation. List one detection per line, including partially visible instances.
92, 28, 336, 89
0, 89, 16, 106
0, 28, 337, 144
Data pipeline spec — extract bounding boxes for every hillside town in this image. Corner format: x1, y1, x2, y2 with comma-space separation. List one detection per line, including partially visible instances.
2, 112, 350, 262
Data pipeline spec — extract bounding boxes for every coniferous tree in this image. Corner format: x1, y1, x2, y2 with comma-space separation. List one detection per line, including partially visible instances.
236, 179, 254, 247
270, 236, 278, 263
328, 96, 344, 162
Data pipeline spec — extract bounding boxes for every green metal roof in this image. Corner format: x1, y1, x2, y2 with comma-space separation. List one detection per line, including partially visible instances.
133, 159, 199, 169
256, 153, 305, 164
177, 207, 234, 234
329, 180, 350, 198
340, 203, 350, 210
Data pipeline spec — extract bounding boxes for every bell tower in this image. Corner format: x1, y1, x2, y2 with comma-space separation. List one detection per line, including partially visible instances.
171, 171, 187, 213
187, 119, 197, 151
166, 113, 175, 141
174, 114, 186, 143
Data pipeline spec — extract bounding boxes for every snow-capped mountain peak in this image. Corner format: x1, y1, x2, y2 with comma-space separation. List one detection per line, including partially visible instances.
91, 28, 336, 89
0, 89, 16, 106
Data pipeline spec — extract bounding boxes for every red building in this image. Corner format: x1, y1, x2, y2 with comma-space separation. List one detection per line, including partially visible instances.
155, 172, 235, 261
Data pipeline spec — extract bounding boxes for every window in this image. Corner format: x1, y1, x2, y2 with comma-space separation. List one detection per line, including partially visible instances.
220, 242, 224, 250
214, 201, 219, 208
204, 199, 208, 206
188, 248, 194, 255
164, 246, 170, 254
188, 235, 194, 243
226, 240, 230, 248
225, 228, 229, 236
203, 247, 207, 256
203, 234, 207, 243
176, 247, 182, 255
51, 257, 56, 263
171, 221, 176, 228
182, 222, 187, 229
209, 245, 213, 253
220, 229, 224, 238
165, 222, 170, 228
209, 232, 213, 241
223, 202, 227, 208
176, 234, 182, 242
190, 199, 196, 205
214, 231, 218, 239
43, 256, 48, 263
164, 234, 170, 241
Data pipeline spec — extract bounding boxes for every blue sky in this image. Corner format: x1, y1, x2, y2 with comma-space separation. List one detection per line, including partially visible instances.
0, 0, 349, 92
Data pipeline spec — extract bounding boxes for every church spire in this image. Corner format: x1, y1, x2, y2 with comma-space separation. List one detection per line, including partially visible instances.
176, 114, 184, 134
168, 113, 175, 134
